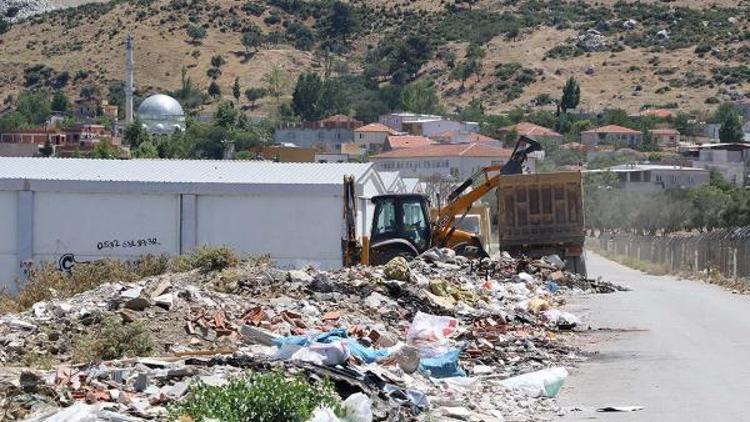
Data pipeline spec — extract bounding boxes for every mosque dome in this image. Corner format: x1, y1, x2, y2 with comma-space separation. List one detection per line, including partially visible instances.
137, 94, 186, 135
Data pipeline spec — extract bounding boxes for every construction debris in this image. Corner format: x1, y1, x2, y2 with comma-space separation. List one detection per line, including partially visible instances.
0, 249, 625, 421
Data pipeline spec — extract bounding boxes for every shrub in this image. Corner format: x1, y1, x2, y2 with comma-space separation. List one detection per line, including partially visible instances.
169, 372, 342, 422
72, 316, 153, 362
242, 1, 266, 16
189, 246, 240, 272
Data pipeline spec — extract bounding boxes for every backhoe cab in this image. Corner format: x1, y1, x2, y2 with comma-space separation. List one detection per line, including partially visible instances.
366, 136, 542, 266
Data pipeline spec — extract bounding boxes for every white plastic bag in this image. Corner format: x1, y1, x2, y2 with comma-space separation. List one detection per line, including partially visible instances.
500, 367, 569, 397
291, 342, 350, 366
307, 406, 341, 422
341, 393, 373, 422
406, 311, 458, 346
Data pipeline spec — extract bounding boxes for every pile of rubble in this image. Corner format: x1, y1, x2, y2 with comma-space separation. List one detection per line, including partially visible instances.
0, 249, 626, 421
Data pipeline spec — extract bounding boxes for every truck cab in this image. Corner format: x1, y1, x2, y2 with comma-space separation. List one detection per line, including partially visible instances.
368, 194, 432, 265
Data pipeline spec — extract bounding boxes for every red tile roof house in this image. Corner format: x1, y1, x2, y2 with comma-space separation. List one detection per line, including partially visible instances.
497, 122, 564, 146
648, 128, 680, 147
371, 142, 528, 180
384, 135, 435, 151
353, 123, 403, 153
432, 130, 502, 146
581, 125, 642, 147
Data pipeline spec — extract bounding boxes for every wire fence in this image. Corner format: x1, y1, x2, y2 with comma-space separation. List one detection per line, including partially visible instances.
595, 228, 750, 280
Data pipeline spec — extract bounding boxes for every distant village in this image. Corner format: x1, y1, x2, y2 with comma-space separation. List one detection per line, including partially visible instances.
2, 97, 750, 192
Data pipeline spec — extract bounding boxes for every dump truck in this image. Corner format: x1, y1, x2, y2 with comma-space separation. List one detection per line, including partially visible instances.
343, 136, 546, 266
495, 171, 586, 275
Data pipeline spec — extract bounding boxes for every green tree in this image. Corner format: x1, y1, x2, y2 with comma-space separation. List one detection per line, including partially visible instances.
16, 91, 51, 125
208, 81, 221, 98
292, 72, 323, 120
244, 87, 266, 107
187, 25, 207, 44
709, 169, 733, 191
124, 117, 150, 147
263, 66, 290, 101
132, 140, 159, 158
321, 1, 359, 44
718, 108, 744, 143
214, 101, 238, 129
241, 26, 263, 54
51, 91, 69, 112
0, 112, 28, 131
401, 79, 441, 115
232, 77, 241, 104
39, 140, 54, 157
560, 77, 580, 113
90, 141, 120, 159
235, 150, 254, 160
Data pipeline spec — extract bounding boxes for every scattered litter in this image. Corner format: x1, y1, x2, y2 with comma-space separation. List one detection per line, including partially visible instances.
0, 247, 625, 421
597, 406, 644, 412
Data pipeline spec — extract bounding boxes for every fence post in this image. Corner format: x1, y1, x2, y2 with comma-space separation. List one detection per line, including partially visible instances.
694, 249, 699, 273
733, 248, 738, 280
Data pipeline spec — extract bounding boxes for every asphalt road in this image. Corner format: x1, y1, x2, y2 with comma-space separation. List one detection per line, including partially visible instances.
558, 252, 750, 422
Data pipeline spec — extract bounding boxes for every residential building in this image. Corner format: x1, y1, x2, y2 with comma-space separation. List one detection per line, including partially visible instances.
371, 143, 525, 181
648, 128, 680, 147
274, 114, 363, 153
101, 100, 119, 121
314, 144, 363, 163
690, 143, 750, 186
0, 144, 38, 157
74, 96, 101, 118
66, 125, 110, 147
353, 123, 402, 154
251, 146, 319, 162
379, 112, 479, 137
498, 122, 564, 145
581, 125, 642, 146
384, 135, 435, 151
0, 128, 67, 146
587, 164, 710, 192
433, 130, 501, 146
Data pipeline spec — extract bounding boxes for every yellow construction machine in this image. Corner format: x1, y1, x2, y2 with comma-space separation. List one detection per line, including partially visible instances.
343, 136, 542, 266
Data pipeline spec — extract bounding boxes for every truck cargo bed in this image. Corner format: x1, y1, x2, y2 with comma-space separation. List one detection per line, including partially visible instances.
496, 172, 584, 247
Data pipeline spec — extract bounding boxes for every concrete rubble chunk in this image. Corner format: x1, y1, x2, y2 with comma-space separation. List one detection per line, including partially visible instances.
123, 297, 150, 312
120, 287, 143, 299
133, 373, 149, 392
153, 293, 173, 309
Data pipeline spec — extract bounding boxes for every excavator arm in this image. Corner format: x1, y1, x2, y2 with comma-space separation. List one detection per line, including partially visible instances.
432, 136, 542, 249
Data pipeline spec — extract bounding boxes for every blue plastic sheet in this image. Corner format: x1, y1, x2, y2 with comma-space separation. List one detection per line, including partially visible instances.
418, 348, 466, 378
346, 340, 391, 363
546, 281, 560, 294
272, 328, 390, 364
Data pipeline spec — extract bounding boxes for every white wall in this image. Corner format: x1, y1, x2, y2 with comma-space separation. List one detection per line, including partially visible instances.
0, 192, 17, 288
196, 194, 343, 269
33, 192, 180, 263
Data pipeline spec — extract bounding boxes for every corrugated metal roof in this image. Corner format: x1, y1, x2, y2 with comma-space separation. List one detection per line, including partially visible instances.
0, 158, 375, 185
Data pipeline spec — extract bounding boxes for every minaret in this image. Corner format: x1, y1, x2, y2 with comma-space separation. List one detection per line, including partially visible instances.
125, 34, 135, 124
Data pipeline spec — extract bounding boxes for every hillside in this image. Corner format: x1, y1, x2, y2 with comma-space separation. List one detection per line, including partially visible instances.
1, 0, 749, 119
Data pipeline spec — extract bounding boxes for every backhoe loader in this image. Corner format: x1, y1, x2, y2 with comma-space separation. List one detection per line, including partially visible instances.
342, 136, 543, 266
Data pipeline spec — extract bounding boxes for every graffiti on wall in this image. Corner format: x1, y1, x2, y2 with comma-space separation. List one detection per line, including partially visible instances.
97, 237, 161, 250
57, 253, 92, 272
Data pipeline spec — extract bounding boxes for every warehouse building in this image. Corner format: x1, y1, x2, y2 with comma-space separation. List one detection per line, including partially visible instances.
0, 158, 385, 290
